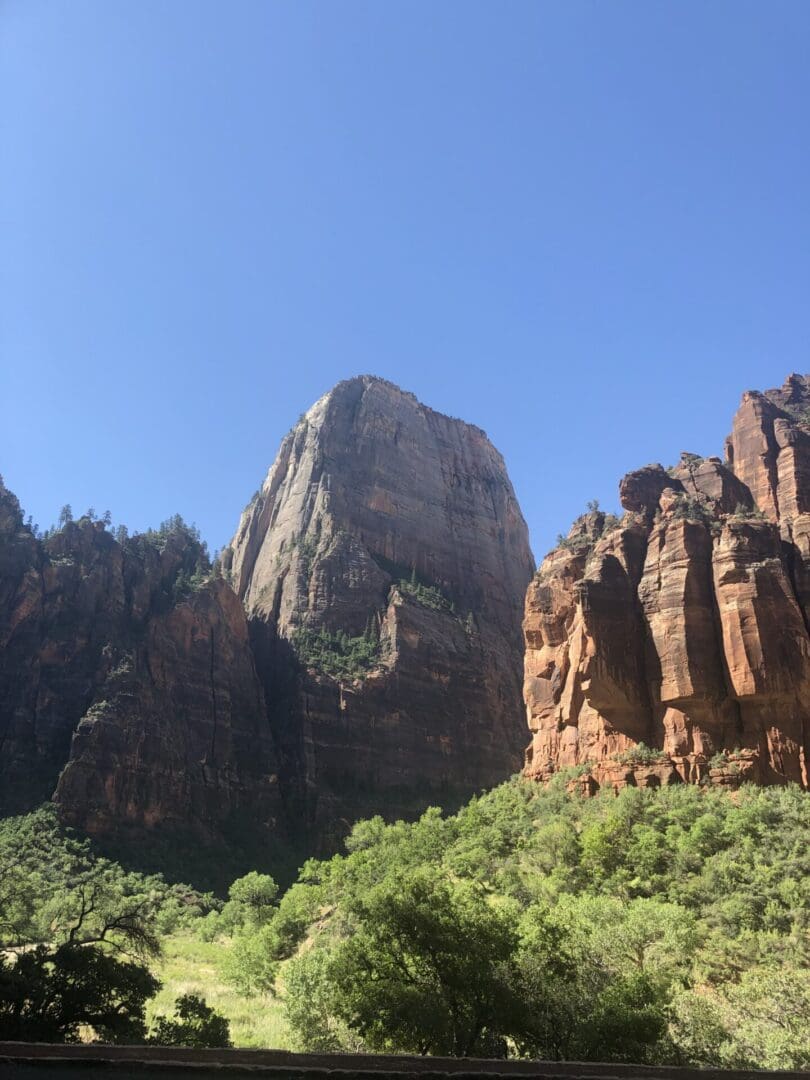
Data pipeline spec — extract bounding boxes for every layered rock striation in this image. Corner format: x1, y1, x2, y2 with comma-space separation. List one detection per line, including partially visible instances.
0, 480, 282, 857
226, 376, 534, 847
0, 376, 533, 863
524, 374, 810, 793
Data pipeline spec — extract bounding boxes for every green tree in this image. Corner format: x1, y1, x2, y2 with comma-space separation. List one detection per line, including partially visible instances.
0, 806, 215, 962
284, 946, 364, 1053
514, 904, 672, 1063
0, 943, 159, 1044
226, 872, 278, 926
148, 993, 232, 1049
720, 966, 810, 1070
569, 972, 671, 1064
553, 894, 698, 985
217, 872, 281, 993
314, 868, 525, 1056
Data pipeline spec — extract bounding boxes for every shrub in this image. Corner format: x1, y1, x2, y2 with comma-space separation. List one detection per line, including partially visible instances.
397, 577, 453, 612
730, 502, 766, 521
670, 494, 714, 525
149, 993, 231, 1048
611, 743, 669, 766
292, 625, 382, 681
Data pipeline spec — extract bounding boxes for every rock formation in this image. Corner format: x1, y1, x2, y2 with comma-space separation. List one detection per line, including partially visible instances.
0, 482, 283, 865
225, 376, 534, 848
524, 374, 810, 793
0, 375, 533, 865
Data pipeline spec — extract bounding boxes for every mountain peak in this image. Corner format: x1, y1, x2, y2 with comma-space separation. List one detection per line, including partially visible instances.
225, 381, 534, 843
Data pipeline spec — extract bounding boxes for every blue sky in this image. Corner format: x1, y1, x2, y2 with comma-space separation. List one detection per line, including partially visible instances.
2, 1, 808, 562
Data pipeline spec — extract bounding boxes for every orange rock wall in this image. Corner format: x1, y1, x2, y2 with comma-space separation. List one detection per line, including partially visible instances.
524, 374, 810, 793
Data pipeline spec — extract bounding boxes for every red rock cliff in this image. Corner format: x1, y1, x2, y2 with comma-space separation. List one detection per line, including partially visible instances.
226, 376, 535, 847
0, 376, 533, 864
524, 374, 810, 793
0, 481, 283, 863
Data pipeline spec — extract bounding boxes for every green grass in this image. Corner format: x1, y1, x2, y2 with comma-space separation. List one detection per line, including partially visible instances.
148, 932, 291, 1050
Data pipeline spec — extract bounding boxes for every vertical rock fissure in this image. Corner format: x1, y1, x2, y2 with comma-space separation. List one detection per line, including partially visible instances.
781, 525, 810, 641
208, 627, 218, 765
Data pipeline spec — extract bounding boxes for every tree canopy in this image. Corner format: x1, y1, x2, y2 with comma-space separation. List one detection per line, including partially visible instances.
223, 778, 810, 1067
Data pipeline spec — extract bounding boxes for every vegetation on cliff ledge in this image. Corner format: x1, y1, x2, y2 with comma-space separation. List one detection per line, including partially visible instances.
396, 571, 455, 613
291, 624, 383, 681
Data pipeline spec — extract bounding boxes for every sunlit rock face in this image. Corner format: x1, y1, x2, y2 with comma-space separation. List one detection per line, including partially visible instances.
226, 375, 535, 849
524, 374, 810, 794
1, 376, 534, 861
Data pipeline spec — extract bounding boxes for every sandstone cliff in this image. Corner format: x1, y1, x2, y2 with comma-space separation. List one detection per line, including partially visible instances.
0, 376, 533, 866
524, 374, 810, 793
0, 480, 283, 868
226, 376, 535, 848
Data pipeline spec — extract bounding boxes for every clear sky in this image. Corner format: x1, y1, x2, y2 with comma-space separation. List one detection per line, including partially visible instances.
2, 1, 808, 562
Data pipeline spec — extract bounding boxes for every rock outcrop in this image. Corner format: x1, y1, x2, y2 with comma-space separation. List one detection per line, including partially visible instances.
0, 376, 533, 864
524, 374, 810, 793
0, 479, 283, 864
226, 376, 534, 848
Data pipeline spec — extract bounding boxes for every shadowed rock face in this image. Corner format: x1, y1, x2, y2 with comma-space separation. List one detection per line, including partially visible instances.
525, 374, 810, 793
0, 376, 533, 863
226, 376, 535, 848
54, 581, 282, 841
0, 481, 282, 855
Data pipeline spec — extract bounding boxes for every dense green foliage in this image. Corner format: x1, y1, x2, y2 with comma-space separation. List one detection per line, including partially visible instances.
0, 943, 160, 1044
0, 806, 214, 952
291, 625, 382, 680
397, 575, 454, 613
0, 807, 228, 1046
148, 993, 232, 1048
2, 784, 809, 1065
226, 778, 810, 1067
